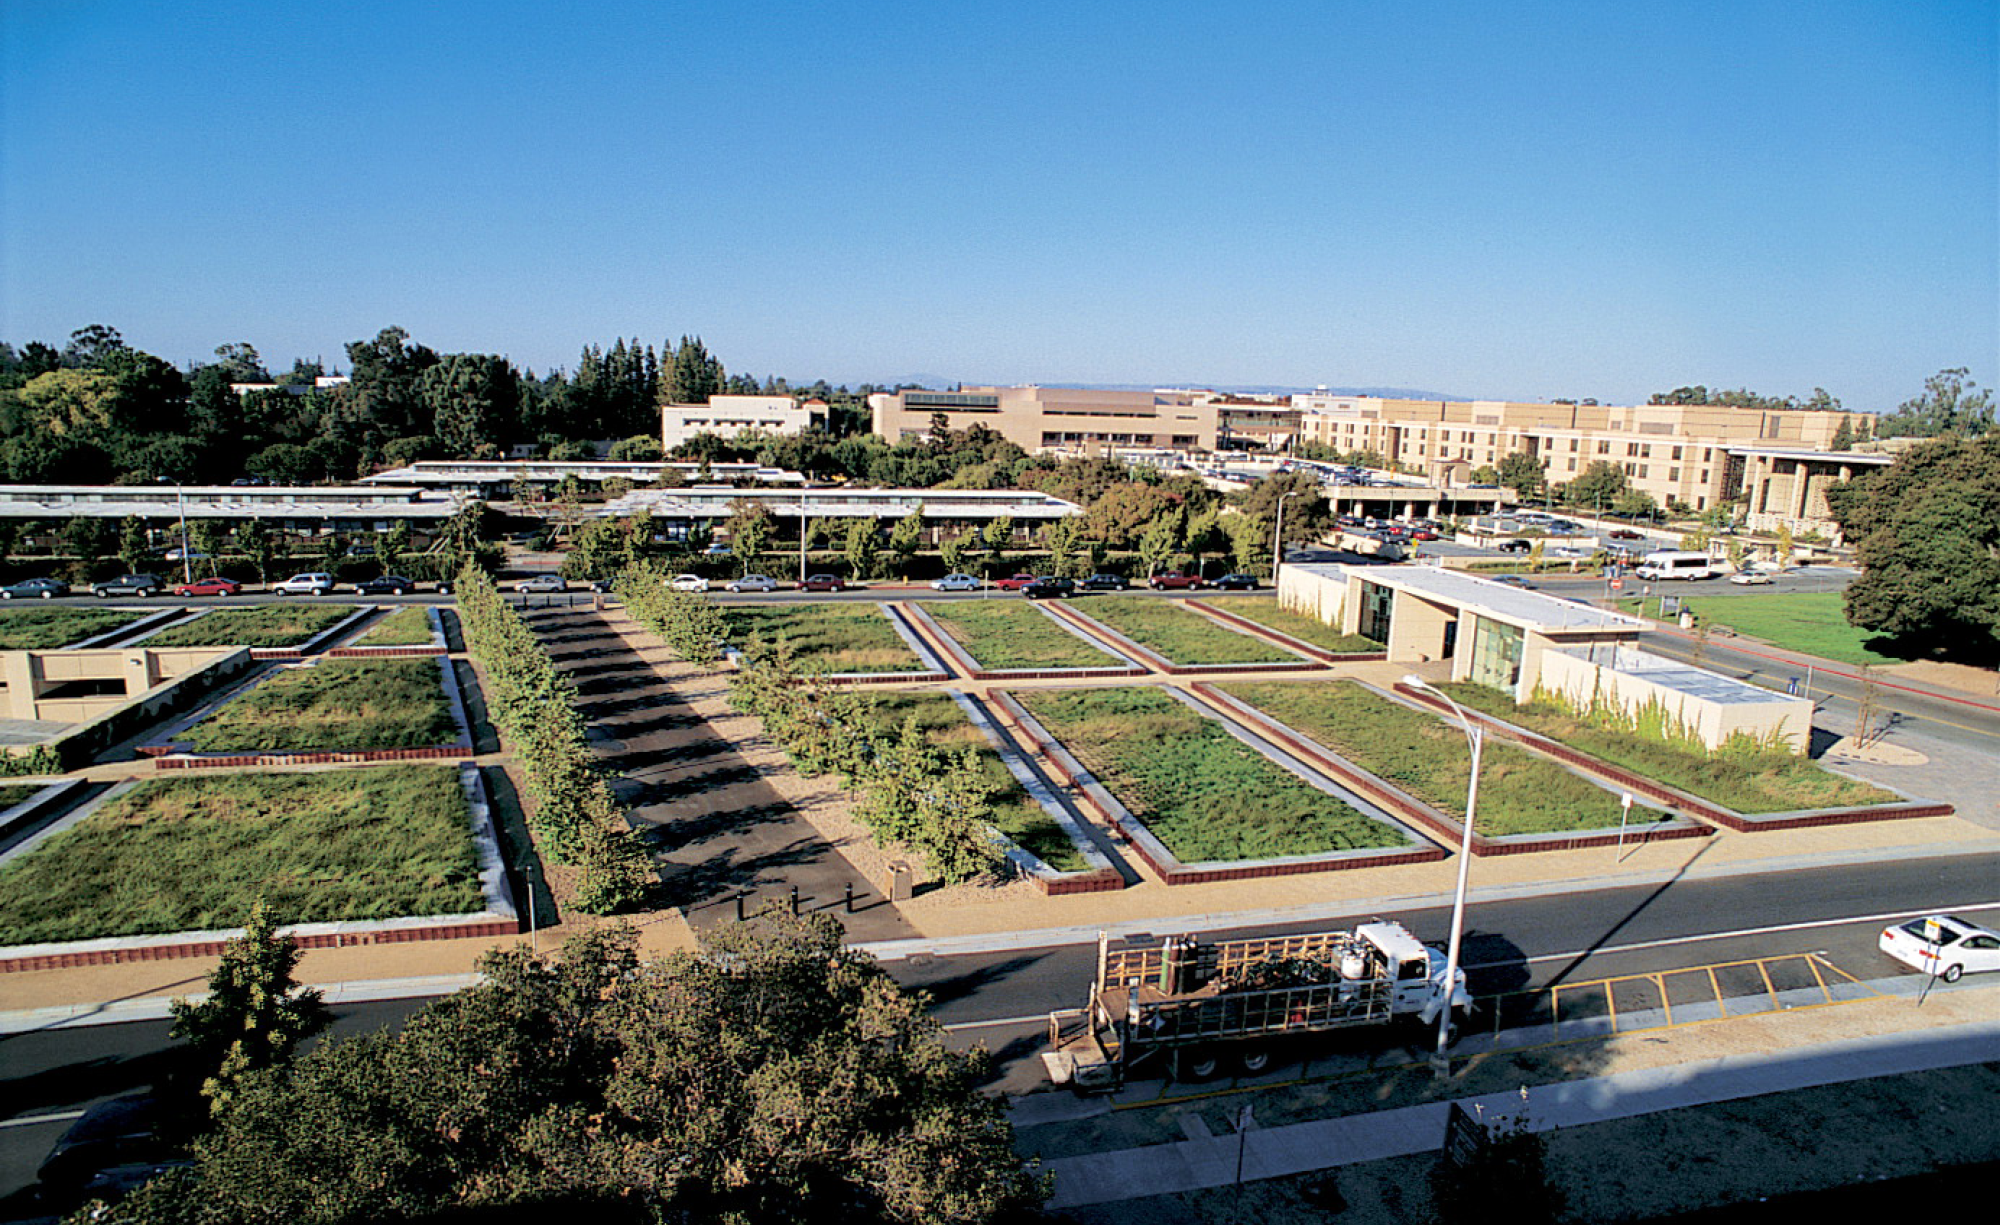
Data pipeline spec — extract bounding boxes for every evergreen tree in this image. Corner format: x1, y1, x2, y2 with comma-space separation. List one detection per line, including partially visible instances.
167, 899, 332, 1120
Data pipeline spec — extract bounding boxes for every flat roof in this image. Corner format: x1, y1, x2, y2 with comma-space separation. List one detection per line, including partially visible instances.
1318, 563, 1644, 633
597, 487, 1082, 520
1568, 645, 1804, 707
1721, 446, 1894, 465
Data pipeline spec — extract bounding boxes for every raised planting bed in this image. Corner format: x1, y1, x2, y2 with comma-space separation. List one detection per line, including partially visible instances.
169, 657, 463, 755
914, 600, 1135, 673
1059, 599, 1308, 668
143, 604, 357, 649
723, 603, 928, 673
0, 765, 485, 946
347, 606, 442, 648
1190, 597, 1383, 656
1212, 680, 1694, 847
1429, 682, 1910, 820
865, 691, 1092, 875
1012, 686, 1408, 866
0, 607, 149, 650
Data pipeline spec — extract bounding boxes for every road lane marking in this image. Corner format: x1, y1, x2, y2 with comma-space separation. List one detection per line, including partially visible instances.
0, 1109, 84, 1130
942, 1014, 1045, 1032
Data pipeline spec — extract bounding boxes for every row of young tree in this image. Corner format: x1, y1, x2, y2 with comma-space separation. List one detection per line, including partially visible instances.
454, 566, 652, 913
100, 917, 1044, 1223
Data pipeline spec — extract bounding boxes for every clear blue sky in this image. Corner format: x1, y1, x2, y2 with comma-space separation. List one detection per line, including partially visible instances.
4, 0, 1994, 412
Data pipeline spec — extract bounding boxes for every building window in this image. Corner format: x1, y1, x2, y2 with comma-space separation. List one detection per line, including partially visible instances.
1468, 617, 1525, 694
1669, 467, 1680, 482
1672, 446, 1683, 460
1358, 580, 1394, 644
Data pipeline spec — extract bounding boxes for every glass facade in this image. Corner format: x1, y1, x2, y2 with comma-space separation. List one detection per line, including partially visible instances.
1358, 580, 1394, 643
1468, 616, 1525, 694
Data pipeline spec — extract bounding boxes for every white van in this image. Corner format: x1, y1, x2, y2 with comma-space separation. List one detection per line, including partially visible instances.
1634, 551, 1719, 581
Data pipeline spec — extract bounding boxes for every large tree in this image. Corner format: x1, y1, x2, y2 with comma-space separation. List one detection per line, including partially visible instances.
1561, 460, 1628, 510
1872, 367, 1995, 440
421, 353, 520, 457
1825, 432, 2000, 662
116, 921, 1044, 1223
166, 899, 332, 1121
1496, 450, 1547, 497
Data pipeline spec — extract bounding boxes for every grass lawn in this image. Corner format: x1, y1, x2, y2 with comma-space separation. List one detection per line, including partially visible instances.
1616, 591, 1911, 667
147, 604, 354, 649
1438, 682, 1899, 814
1220, 681, 1632, 835
866, 693, 1087, 872
1075, 599, 1301, 666
182, 658, 458, 752
353, 607, 436, 646
1016, 687, 1400, 861
723, 604, 924, 673
0, 766, 483, 944
1193, 597, 1382, 654
917, 601, 1125, 670
0, 783, 44, 810
0, 608, 146, 650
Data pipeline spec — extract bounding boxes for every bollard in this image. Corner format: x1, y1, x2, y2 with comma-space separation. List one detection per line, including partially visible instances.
735, 891, 746, 922
844, 881, 855, 913
789, 885, 799, 916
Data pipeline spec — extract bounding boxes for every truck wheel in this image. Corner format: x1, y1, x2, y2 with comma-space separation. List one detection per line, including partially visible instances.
1178, 1049, 1221, 1082
1238, 1046, 1272, 1075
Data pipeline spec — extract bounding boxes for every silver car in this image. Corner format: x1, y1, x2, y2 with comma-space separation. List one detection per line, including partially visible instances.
726, 574, 779, 593
513, 574, 567, 593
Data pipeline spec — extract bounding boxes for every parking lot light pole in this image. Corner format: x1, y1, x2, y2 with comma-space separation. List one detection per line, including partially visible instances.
1272, 489, 1301, 583
159, 475, 190, 584
1401, 673, 1481, 1068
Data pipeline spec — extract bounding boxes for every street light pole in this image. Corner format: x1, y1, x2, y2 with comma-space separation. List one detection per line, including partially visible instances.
160, 475, 190, 584
1272, 489, 1301, 584
1402, 674, 1481, 1067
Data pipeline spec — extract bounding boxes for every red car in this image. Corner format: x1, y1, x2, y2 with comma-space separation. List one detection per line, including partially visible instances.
1147, 572, 1203, 590
173, 577, 242, 597
993, 573, 1040, 591
799, 574, 847, 593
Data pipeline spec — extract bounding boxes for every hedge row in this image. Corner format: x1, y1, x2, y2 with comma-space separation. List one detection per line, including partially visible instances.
454, 565, 651, 914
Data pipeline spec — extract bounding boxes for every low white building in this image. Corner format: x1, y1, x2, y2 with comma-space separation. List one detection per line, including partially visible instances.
661, 395, 822, 450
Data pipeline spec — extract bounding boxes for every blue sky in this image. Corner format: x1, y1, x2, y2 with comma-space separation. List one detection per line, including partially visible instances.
4, 1, 1994, 412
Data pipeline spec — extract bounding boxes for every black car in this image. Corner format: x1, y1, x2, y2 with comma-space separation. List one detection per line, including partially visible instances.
1211, 573, 1260, 590
1, 577, 69, 599
1021, 576, 1075, 600
37, 1095, 178, 1194
92, 573, 164, 598
354, 575, 419, 596
1080, 573, 1128, 590
1496, 540, 1533, 554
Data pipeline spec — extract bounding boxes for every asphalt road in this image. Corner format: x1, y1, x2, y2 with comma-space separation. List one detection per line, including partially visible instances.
4, 854, 1994, 1211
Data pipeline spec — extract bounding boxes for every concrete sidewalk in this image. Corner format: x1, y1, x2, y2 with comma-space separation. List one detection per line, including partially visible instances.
1038, 982, 2000, 1209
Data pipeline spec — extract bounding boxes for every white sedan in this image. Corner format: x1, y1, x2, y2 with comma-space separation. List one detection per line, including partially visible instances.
1879, 914, 2000, 983
726, 574, 778, 593
666, 574, 710, 593
1728, 570, 1772, 585
931, 573, 982, 591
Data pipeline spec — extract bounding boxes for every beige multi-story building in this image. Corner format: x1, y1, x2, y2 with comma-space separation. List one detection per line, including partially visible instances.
661, 394, 823, 450
868, 386, 1224, 453
1292, 394, 1866, 513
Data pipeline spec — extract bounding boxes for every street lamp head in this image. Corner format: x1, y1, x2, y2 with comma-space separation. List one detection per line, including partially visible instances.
1401, 673, 1430, 689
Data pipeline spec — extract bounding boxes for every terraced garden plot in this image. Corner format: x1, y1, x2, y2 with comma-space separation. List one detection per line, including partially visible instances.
917, 600, 1125, 671
146, 604, 354, 648
1074, 599, 1301, 666
0, 784, 42, 810
866, 692, 1086, 872
0, 607, 145, 649
1193, 597, 1382, 653
1016, 686, 1399, 861
353, 606, 436, 646
0, 766, 482, 944
182, 658, 458, 752
723, 604, 924, 673
1220, 681, 1631, 835
1437, 682, 1899, 814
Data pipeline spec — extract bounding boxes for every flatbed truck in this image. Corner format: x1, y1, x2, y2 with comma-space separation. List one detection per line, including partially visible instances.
1042, 921, 1472, 1090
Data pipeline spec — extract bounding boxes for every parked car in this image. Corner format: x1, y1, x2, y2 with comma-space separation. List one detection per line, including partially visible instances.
1, 577, 69, 599
931, 573, 982, 592
37, 1095, 178, 1199
1608, 528, 1644, 540
1727, 570, 1773, 586
1147, 572, 1202, 590
92, 573, 165, 598
1021, 576, 1075, 600
726, 574, 780, 593
703, 542, 732, 556
1496, 540, 1533, 554
1879, 914, 2000, 983
173, 577, 241, 597
162, 548, 210, 562
589, 577, 618, 593
666, 574, 710, 593
1081, 573, 1128, 590
1210, 573, 1260, 591
273, 572, 337, 595
1547, 546, 1591, 559
511, 574, 567, 593
993, 573, 1039, 591
799, 574, 847, 593
355, 575, 419, 596
1491, 575, 1536, 589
